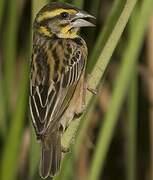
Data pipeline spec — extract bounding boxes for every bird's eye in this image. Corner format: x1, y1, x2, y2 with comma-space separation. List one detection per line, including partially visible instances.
60, 12, 69, 18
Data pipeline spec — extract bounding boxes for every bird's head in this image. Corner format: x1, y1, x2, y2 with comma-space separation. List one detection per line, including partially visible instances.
34, 2, 95, 38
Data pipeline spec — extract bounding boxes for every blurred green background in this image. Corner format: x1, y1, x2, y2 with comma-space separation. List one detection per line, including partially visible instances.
0, 0, 153, 180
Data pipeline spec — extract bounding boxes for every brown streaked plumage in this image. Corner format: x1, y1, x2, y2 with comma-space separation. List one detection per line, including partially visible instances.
30, 2, 95, 178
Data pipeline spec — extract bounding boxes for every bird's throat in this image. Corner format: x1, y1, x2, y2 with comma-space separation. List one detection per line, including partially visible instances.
38, 25, 79, 39
58, 26, 79, 39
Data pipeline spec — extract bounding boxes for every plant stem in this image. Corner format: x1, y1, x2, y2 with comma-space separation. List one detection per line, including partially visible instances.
1, 61, 29, 180
126, 71, 137, 180
87, 0, 126, 72
3, 0, 19, 108
88, 0, 153, 179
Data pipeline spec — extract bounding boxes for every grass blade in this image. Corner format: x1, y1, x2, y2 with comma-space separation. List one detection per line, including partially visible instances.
87, 0, 126, 72
73, 0, 84, 8
0, 0, 5, 27
126, 71, 137, 180
3, 0, 19, 108
0, 77, 6, 137
88, 0, 153, 179
29, 126, 41, 179
54, 154, 73, 180
126, 6, 138, 180
1, 61, 29, 180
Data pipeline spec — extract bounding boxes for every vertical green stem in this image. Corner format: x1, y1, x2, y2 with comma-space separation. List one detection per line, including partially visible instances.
73, 0, 84, 8
0, 78, 6, 137
3, 0, 18, 108
87, 0, 126, 72
126, 71, 137, 180
54, 155, 73, 180
1, 61, 29, 180
86, 0, 100, 52
126, 6, 138, 180
0, 0, 5, 27
88, 0, 153, 179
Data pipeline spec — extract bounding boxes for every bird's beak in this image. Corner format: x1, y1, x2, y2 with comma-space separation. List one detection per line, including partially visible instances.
71, 11, 96, 28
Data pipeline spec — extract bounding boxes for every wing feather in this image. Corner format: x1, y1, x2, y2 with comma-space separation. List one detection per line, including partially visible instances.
30, 37, 87, 136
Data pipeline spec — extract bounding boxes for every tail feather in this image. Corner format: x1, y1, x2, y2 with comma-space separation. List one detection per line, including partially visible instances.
39, 132, 61, 179
40, 147, 53, 178
50, 134, 61, 176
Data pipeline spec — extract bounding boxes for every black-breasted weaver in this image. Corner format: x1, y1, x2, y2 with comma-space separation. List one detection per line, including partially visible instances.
29, 2, 95, 179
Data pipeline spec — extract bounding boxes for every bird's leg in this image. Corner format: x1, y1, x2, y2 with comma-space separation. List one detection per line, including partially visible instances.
61, 146, 71, 153
59, 126, 70, 153
87, 86, 98, 95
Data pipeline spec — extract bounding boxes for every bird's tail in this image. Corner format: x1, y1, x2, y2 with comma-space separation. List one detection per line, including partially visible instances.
39, 132, 61, 179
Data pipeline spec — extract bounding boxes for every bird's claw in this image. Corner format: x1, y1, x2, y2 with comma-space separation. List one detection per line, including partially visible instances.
87, 87, 98, 95
62, 146, 70, 153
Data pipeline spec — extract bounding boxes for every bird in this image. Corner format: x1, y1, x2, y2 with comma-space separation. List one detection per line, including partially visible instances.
29, 2, 95, 179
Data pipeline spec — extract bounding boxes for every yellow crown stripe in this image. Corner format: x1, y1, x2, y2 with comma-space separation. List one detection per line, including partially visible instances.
37, 9, 77, 22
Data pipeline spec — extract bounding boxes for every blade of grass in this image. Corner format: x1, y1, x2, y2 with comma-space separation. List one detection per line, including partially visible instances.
61, 0, 137, 151
0, 0, 5, 28
126, 5, 138, 180
1, 60, 29, 180
147, 14, 153, 180
29, 126, 41, 179
84, 0, 100, 52
90, 0, 100, 17
126, 70, 137, 180
54, 154, 73, 180
0, 77, 6, 137
3, 0, 19, 109
73, 0, 84, 8
88, 0, 153, 179
0, 0, 26, 139
58, 0, 67, 3
87, 0, 126, 72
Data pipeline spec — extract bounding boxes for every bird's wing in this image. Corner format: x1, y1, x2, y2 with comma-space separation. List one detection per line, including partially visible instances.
29, 38, 87, 136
